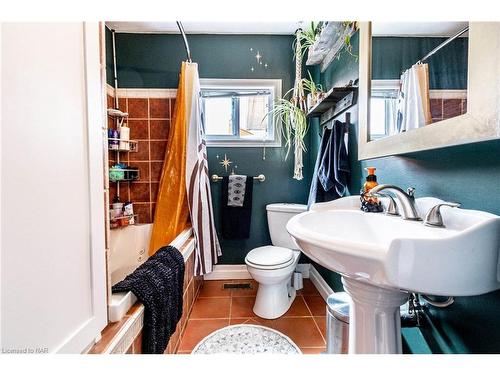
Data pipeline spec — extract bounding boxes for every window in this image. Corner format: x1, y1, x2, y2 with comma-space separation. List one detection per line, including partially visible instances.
200, 79, 282, 147
370, 80, 400, 139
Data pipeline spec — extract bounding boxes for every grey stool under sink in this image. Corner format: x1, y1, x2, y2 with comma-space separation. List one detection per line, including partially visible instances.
325, 292, 351, 354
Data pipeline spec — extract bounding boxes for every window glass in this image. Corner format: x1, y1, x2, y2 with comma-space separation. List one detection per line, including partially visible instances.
239, 95, 269, 139
204, 97, 234, 136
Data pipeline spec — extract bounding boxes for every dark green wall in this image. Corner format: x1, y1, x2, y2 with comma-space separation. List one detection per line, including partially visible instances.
313, 30, 500, 354
111, 32, 295, 91
372, 36, 468, 89
107, 28, 500, 353
105, 27, 114, 86
107, 31, 313, 264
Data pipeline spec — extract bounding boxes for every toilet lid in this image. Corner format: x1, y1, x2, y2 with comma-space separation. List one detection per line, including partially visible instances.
245, 246, 294, 268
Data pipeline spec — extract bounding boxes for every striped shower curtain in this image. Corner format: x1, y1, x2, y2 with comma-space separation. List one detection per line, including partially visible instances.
183, 62, 221, 275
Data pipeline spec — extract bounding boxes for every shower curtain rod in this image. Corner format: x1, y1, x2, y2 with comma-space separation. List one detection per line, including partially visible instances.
416, 25, 469, 64
176, 21, 192, 63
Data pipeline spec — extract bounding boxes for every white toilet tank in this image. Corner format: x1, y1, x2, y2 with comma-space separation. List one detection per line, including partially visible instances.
267, 203, 307, 249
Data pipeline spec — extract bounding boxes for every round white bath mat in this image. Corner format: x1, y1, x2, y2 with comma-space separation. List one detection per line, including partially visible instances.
191, 324, 301, 354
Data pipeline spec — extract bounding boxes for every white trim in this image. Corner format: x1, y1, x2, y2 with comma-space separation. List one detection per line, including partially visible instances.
105, 305, 145, 354
55, 22, 108, 354
309, 266, 335, 302
106, 84, 177, 99
171, 228, 196, 261
205, 140, 281, 148
204, 263, 335, 302
203, 265, 252, 280
371, 79, 399, 90
82, 20, 108, 347
429, 89, 467, 100
106, 83, 115, 97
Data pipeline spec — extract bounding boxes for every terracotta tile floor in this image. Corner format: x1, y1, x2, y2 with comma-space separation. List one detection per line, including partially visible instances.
177, 279, 327, 354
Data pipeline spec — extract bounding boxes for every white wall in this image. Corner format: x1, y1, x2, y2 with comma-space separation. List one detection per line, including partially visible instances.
1, 23, 107, 353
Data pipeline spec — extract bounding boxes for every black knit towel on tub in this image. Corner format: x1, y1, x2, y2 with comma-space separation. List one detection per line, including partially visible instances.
112, 245, 185, 354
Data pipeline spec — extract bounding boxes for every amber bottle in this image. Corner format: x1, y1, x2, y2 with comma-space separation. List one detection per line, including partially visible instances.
362, 167, 379, 204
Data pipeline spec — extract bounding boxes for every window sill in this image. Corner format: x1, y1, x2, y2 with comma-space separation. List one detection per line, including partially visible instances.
206, 140, 281, 148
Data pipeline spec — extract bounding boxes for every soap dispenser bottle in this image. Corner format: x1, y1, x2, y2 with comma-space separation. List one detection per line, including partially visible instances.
360, 167, 383, 212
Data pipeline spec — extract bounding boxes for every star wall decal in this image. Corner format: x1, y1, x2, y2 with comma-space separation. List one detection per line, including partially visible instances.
220, 154, 232, 173
255, 51, 262, 63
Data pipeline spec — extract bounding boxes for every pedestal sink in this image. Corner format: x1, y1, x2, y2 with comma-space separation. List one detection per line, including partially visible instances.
286, 196, 500, 354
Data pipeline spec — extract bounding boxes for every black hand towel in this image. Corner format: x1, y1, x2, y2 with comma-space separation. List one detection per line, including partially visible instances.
221, 175, 253, 239
308, 120, 350, 207
112, 245, 184, 354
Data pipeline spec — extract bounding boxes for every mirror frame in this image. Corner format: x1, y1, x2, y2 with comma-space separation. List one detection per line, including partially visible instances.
358, 22, 500, 160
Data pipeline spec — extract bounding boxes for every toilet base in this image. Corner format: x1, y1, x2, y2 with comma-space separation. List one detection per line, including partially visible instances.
253, 278, 296, 319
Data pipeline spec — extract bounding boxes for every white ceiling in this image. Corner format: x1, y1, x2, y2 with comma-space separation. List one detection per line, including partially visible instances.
372, 22, 468, 37
106, 21, 469, 37
105, 22, 301, 34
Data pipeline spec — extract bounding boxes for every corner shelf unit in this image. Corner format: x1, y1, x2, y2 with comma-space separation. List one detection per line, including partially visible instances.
306, 86, 358, 125
107, 107, 141, 229
108, 138, 138, 153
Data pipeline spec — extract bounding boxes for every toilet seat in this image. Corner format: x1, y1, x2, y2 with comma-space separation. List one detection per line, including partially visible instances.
245, 246, 294, 270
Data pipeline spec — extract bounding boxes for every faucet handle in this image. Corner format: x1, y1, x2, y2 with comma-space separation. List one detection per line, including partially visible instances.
378, 193, 399, 216
406, 187, 416, 197
423, 202, 461, 228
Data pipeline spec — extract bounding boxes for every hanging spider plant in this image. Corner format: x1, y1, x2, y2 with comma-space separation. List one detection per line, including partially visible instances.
339, 21, 358, 60
295, 22, 322, 58
264, 89, 309, 162
302, 71, 324, 109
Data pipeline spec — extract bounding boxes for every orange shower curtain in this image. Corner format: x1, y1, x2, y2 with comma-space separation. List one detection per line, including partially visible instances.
148, 63, 191, 256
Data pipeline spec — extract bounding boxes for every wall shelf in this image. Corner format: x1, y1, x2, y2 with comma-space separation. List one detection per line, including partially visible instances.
109, 168, 140, 182
307, 86, 357, 125
108, 138, 138, 152
306, 22, 357, 72
110, 214, 139, 229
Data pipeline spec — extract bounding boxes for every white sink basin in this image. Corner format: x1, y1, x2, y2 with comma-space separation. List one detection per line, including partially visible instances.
287, 196, 500, 296
287, 196, 500, 353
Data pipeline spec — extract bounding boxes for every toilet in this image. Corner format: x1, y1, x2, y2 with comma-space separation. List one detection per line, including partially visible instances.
245, 203, 307, 319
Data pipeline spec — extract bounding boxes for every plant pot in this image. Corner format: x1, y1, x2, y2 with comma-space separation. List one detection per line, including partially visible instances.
307, 93, 317, 110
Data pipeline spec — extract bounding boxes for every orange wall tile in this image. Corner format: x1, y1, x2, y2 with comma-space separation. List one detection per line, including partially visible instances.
108, 94, 172, 224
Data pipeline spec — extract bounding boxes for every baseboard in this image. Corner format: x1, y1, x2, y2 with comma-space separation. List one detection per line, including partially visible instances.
203, 265, 251, 280
203, 263, 335, 303
309, 265, 334, 301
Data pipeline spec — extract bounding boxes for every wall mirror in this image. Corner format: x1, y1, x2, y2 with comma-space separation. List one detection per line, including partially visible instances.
358, 22, 500, 160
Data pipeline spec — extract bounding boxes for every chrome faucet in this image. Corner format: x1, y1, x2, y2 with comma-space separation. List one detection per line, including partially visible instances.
423, 202, 461, 227
368, 184, 422, 221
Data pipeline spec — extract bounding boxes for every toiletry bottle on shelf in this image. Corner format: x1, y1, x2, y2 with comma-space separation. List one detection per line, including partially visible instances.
110, 195, 123, 228
108, 128, 115, 149
360, 167, 383, 212
110, 128, 119, 150
124, 201, 134, 225
119, 122, 130, 151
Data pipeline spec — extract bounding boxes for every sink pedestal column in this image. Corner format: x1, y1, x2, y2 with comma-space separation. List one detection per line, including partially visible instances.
342, 277, 408, 354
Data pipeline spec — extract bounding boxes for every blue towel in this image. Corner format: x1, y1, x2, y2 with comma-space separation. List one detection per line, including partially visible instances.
308, 120, 349, 207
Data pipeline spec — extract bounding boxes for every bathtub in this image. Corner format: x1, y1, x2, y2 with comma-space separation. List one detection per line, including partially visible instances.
108, 225, 195, 322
